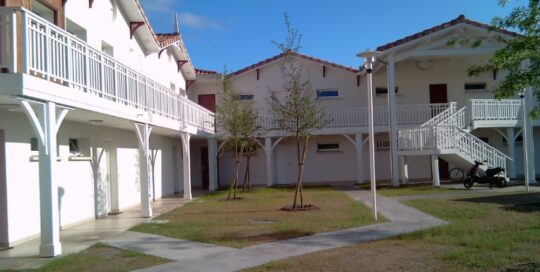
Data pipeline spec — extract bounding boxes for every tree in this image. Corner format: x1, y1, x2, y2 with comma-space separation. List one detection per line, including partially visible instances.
270, 14, 327, 209
216, 72, 260, 200
467, 0, 540, 117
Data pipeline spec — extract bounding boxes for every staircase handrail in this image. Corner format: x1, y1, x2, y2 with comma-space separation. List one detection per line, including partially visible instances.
420, 102, 457, 127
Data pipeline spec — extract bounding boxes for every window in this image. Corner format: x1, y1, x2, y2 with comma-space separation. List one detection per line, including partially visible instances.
31, 0, 56, 24
465, 83, 487, 91
170, 83, 176, 93
233, 94, 254, 101
376, 141, 390, 150
68, 138, 90, 158
101, 41, 114, 57
317, 143, 340, 152
479, 137, 489, 144
375, 87, 399, 95
316, 89, 339, 98
30, 138, 38, 151
66, 19, 87, 41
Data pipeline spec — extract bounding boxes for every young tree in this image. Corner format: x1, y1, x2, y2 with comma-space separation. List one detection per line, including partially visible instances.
216, 73, 260, 200
467, 0, 540, 116
270, 14, 327, 209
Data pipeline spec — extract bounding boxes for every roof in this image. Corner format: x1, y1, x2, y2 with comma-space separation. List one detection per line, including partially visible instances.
376, 15, 518, 52
196, 69, 219, 75
156, 33, 180, 48
229, 51, 359, 78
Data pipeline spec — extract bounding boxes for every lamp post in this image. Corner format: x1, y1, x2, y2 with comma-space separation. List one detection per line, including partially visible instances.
357, 50, 381, 221
519, 89, 530, 192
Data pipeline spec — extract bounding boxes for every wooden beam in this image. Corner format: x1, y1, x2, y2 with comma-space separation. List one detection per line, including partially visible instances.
186, 80, 196, 91
130, 22, 145, 39
177, 60, 188, 72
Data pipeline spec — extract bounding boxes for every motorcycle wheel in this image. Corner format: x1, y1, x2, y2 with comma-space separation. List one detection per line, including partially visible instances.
464, 178, 474, 189
495, 177, 507, 188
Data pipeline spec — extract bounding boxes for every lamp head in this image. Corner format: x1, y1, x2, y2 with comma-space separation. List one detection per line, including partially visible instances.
356, 50, 382, 74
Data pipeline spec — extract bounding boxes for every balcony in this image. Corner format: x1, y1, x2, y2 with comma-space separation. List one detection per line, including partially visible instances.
0, 7, 214, 134
260, 103, 450, 134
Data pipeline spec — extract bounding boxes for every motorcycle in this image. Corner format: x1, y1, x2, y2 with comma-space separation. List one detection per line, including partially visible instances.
464, 160, 508, 189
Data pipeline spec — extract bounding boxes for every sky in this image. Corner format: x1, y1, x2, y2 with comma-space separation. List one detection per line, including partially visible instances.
139, 0, 521, 73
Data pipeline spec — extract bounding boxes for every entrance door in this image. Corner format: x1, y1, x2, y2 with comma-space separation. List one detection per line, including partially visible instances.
198, 94, 216, 113
429, 84, 449, 180
0, 130, 8, 246
200, 146, 209, 189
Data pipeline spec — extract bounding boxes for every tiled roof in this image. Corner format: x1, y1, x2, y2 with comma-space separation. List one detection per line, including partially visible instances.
229, 51, 359, 78
196, 69, 219, 75
156, 33, 180, 48
376, 15, 518, 52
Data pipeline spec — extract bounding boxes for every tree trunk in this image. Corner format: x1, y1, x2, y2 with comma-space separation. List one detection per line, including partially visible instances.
227, 143, 244, 200
292, 136, 310, 209
242, 149, 252, 192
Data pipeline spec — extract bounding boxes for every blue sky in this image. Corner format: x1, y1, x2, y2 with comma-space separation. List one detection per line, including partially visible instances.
140, 0, 520, 72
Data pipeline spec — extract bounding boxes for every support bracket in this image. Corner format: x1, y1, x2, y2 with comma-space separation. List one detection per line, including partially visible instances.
130, 22, 145, 39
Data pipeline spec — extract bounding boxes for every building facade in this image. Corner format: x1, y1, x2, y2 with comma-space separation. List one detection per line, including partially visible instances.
0, 0, 217, 257
191, 15, 539, 189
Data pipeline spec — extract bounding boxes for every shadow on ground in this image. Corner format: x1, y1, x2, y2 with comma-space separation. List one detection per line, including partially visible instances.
455, 192, 540, 213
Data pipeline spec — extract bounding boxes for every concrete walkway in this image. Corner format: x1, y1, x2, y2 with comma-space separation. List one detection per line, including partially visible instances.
103, 186, 448, 272
0, 195, 189, 270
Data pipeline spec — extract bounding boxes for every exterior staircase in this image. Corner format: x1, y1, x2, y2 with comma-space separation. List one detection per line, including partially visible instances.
398, 100, 518, 174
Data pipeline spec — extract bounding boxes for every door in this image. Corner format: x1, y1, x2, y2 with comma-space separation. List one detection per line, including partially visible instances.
0, 130, 8, 246
198, 94, 216, 113
200, 146, 209, 189
429, 84, 449, 180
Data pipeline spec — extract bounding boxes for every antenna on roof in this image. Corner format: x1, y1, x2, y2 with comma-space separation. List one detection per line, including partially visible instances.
174, 12, 180, 34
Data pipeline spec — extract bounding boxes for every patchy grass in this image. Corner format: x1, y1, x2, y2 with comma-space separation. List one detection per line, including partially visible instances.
358, 183, 462, 197
34, 243, 170, 272
246, 192, 540, 272
131, 186, 380, 248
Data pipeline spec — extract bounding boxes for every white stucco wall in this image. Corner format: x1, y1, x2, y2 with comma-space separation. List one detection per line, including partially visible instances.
0, 112, 181, 245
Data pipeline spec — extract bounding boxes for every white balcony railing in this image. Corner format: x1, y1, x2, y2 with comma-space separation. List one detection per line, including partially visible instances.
0, 7, 214, 133
469, 99, 522, 122
260, 103, 450, 130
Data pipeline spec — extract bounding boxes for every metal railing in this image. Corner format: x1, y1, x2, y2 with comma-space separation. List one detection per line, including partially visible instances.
260, 103, 450, 130
0, 7, 214, 133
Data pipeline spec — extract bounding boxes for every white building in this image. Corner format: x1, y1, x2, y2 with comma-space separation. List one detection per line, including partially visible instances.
191, 15, 538, 189
0, 0, 217, 257
0, 1, 537, 259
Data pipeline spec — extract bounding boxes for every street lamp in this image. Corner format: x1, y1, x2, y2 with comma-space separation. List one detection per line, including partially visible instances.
519, 89, 530, 192
357, 49, 382, 221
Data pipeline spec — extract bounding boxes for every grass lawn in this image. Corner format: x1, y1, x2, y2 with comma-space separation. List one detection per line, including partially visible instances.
130, 186, 379, 248
246, 192, 540, 272
31, 243, 170, 272
358, 183, 463, 197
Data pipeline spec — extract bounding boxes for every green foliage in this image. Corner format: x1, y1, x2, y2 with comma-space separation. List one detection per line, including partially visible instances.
468, 0, 540, 117
216, 72, 261, 152
270, 13, 328, 138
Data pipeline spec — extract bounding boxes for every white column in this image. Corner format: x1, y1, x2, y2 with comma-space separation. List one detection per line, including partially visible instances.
19, 100, 69, 257
387, 55, 399, 187
265, 137, 274, 187
208, 138, 218, 191
180, 133, 192, 200
355, 134, 364, 184
431, 155, 441, 187
106, 141, 120, 214
400, 156, 409, 184
134, 123, 152, 218
506, 128, 516, 179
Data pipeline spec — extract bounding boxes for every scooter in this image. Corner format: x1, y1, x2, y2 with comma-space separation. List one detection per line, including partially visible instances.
464, 160, 508, 189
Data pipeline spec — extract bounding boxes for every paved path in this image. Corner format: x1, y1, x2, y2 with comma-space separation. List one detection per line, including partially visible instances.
104, 187, 447, 272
